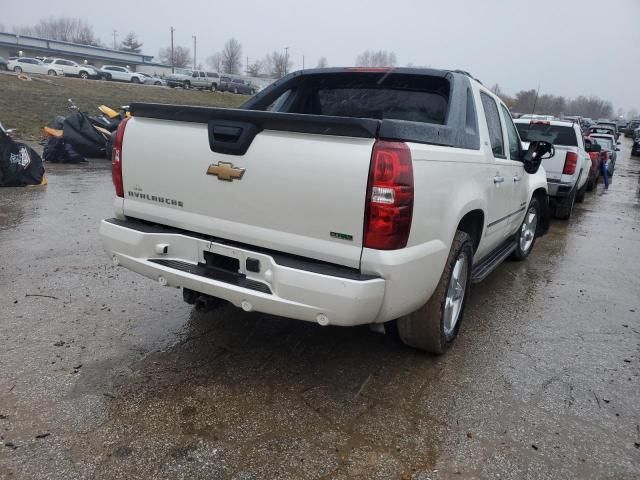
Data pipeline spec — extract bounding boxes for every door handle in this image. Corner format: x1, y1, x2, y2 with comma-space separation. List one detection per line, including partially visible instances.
513, 175, 522, 183
493, 176, 505, 184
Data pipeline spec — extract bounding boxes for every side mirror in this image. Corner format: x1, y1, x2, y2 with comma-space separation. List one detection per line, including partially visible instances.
522, 141, 554, 174
587, 143, 602, 153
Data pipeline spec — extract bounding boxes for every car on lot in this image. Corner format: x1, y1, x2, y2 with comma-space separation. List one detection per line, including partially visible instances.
166, 69, 220, 90
587, 124, 617, 140
631, 136, 640, 156
624, 119, 640, 137
0, 56, 7, 71
590, 133, 618, 176
101, 67, 554, 354
583, 136, 604, 190
596, 120, 619, 139
7, 57, 65, 76
515, 119, 591, 219
42, 58, 99, 79
219, 77, 256, 94
138, 72, 167, 86
100, 66, 145, 83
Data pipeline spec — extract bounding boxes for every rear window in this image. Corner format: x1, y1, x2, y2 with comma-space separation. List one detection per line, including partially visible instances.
516, 123, 577, 146
290, 73, 450, 125
592, 137, 613, 150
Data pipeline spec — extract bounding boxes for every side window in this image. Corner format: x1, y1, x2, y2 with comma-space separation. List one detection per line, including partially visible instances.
500, 104, 522, 160
480, 93, 505, 158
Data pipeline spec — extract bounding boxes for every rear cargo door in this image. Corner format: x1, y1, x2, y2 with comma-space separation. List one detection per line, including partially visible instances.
120, 114, 376, 269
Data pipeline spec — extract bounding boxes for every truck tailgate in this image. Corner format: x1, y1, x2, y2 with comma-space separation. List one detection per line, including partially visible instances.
120, 115, 377, 269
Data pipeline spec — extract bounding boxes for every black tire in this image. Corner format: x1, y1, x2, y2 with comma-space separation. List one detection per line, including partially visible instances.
154, 81, 161, 86
79, 71, 89, 79
607, 160, 615, 177
233, 87, 239, 94
397, 231, 473, 354
210, 83, 217, 92
586, 177, 594, 192
576, 183, 586, 203
131, 76, 140, 84
183, 81, 191, 89
13, 66, 22, 74
48, 70, 57, 76
512, 196, 541, 260
105, 73, 112, 80
554, 187, 576, 220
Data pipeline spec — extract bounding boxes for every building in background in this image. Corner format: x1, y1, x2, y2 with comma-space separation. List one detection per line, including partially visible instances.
0, 31, 171, 76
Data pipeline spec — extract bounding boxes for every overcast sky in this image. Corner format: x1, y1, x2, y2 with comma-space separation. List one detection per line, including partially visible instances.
3, 0, 640, 113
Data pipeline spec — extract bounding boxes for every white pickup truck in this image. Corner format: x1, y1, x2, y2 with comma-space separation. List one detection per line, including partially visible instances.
514, 119, 591, 219
100, 68, 554, 353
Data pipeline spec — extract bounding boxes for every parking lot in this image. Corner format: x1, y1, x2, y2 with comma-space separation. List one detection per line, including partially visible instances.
0, 140, 639, 479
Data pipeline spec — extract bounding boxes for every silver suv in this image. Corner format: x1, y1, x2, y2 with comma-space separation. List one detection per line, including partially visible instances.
166, 69, 220, 91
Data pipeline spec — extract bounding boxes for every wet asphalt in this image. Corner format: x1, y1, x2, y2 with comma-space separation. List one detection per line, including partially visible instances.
0, 140, 639, 480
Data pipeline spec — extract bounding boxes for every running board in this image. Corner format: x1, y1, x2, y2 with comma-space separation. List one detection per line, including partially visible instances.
471, 240, 516, 283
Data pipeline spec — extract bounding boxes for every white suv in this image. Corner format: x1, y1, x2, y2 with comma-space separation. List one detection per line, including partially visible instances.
515, 119, 591, 219
43, 58, 99, 79
100, 66, 145, 84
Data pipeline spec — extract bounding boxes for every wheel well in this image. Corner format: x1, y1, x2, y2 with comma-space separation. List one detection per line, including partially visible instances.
457, 210, 484, 253
533, 188, 550, 236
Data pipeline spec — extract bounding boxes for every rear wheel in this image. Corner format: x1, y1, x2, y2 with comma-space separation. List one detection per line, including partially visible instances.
79, 71, 89, 79
512, 197, 540, 260
131, 76, 140, 84
48, 70, 57, 76
397, 231, 473, 354
554, 187, 576, 220
105, 73, 112, 80
233, 87, 239, 94
210, 83, 217, 92
14, 66, 23, 74
183, 81, 191, 89
576, 183, 586, 203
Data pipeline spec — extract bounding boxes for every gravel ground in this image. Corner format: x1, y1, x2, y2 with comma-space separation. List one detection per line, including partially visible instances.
0, 140, 638, 479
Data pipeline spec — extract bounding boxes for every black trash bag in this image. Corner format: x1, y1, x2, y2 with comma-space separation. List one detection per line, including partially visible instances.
0, 130, 46, 187
47, 115, 66, 130
62, 111, 107, 158
43, 136, 86, 164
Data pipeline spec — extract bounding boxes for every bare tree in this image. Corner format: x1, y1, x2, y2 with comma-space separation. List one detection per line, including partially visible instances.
206, 52, 223, 72
264, 51, 293, 79
14, 17, 100, 46
246, 60, 264, 77
355, 50, 397, 67
120, 32, 143, 53
221, 38, 242, 74
158, 45, 191, 69
316, 57, 328, 68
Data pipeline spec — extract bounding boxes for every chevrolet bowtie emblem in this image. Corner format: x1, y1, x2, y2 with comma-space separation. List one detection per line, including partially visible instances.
206, 162, 246, 181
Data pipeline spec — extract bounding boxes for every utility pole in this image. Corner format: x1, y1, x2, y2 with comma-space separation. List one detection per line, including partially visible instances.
170, 27, 175, 74
192, 35, 197, 69
302, 55, 305, 70
112, 29, 117, 50
246, 56, 249, 75
284, 47, 289, 76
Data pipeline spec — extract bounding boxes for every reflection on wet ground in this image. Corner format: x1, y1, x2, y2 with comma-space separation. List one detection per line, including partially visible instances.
0, 148, 639, 479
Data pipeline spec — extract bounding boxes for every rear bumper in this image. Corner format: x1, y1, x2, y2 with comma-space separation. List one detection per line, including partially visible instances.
546, 180, 574, 198
100, 218, 386, 327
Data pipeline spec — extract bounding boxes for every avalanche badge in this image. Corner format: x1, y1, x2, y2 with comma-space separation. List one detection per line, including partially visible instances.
206, 162, 246, 181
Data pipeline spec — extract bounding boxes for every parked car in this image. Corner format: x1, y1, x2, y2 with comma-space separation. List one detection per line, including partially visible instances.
138, 73, 166, 86
7, 57, 65, 76
596, 120, 619, 139
101, 67, 554, 354
590, 133, 618, 176
631, 136, 640, 156
586, 124, 617, 139
518, 114, 555, 121
166, 69, 219, 90
42, 58, 99, 79
582, 136, 603, 191
624, 119, 640, 138
219, 77, 256, 95
617, 119, 628, 131
515, 119, 591, 219
0, 56, 7, 71
100, 66, 145, 83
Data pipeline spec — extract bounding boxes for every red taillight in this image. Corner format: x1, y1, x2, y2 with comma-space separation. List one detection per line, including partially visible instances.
563, 151, 578, 175
112, 116, 131, 198
363, 141, 414, 250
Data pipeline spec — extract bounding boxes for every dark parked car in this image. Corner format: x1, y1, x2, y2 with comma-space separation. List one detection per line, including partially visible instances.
0, 56, 7, 71
625, 119, 640, 138
631, 136, 640, 157
219, 76, 256, 95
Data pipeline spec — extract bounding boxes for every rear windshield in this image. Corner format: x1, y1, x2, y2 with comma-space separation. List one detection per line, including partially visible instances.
516, 123, 577, 146
592, 137, 613, 150
287, 73, 450, 125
